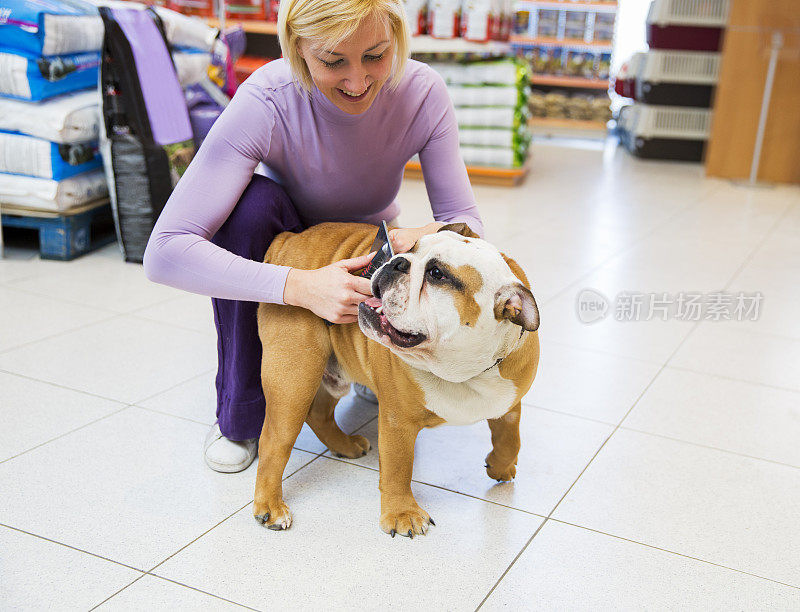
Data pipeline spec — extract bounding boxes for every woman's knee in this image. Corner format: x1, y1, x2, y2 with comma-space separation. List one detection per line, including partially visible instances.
212, 175, 303, 257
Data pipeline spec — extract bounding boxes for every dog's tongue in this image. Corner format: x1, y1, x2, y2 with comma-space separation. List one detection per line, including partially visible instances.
363, 297, 382, 309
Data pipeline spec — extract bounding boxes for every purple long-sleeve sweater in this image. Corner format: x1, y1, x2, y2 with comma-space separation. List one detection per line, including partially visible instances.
143, 58, 483, 304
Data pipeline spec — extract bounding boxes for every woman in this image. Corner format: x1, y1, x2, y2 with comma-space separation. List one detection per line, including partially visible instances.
143, 0, 484, 473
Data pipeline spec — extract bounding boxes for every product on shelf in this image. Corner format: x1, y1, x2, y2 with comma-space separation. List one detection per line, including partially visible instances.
458, 126, 529, 150
514, 9, 530, 35
618, 103, 711, 161
613, 49, 720, 108
225, 0, 266, 20
428, 58, 526, 87
0, 131, 101, 180
0, 49, 101, 101
528, 89, 610, 123
536, 9, 559, 38
646, 0, 730, 52
564, 11, 586, 41
593, 13, 615, 42
0, 168, 108, 212
428, 0, 461, 39
637, 49, 721, 108
0, 0, 104, 56
0, 90, 100, 144
461, 0, 491, 42
521, 46, 611, 81
448, 84, 525, 108
403, 0, 428, 36
99, 5, 196, 263
427, 57, 530, 168
459, 145, 518, 168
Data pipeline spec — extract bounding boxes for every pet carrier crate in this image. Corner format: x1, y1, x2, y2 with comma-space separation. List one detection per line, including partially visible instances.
637, 50, 721, 107
646, 0, 730, 52
619, 103, 711, 161
614, 52, 646, 99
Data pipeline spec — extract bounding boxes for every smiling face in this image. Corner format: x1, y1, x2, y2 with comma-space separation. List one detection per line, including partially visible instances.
358, 230, 540, 382
297, 13, 394, 115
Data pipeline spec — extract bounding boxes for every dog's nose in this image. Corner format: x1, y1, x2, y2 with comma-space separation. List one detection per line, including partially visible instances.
392, 257, 410, 273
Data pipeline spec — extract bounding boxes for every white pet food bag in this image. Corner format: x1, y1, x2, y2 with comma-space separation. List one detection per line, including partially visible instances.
0, 168, 108, 211
0, 90, 101, 144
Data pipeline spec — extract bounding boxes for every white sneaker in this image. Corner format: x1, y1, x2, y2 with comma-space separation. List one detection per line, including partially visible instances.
353, 383, 378, 404
204, 421, 257, 473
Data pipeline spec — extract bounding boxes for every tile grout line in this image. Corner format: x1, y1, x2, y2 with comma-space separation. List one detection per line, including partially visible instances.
0, 312, 123, 356
519, 398, 800, 470
88, 574, 149, 611
132, 367, 217, 405
660, 364, 800, 395
92, 452, 329, 612
474, 198, 800, 608
126, 312, 218, 337
121, 574, 261, 611
618, 426, 800, 471
0, 368, 133, 406
538, 186, 720, 308
0, 523, 147, 575
544, 517, 800, 591
0, 406, 130, 465
475, 293, 715, 609
0, 281, 126, 316
144, 448, 329, 575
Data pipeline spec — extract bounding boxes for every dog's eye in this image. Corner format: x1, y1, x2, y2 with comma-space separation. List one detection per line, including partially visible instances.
427, 266, 445, 281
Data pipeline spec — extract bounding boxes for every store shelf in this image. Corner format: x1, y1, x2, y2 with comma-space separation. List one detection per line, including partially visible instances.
530, 75, 609, 89
404, 161, 528, 187
510, 35, 613, 51
517, 1, 618, 13
206, 18, 278, 35
409, 35, 511, 55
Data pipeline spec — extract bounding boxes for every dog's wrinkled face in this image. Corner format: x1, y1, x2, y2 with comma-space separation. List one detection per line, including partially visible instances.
358, 229, 539, 382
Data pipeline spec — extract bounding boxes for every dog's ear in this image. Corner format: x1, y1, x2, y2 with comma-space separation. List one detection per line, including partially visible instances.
494, 283, 539, 332
437, 222, 481, 239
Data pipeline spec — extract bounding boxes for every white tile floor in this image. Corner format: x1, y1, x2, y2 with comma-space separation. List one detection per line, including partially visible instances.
1, 141, 799, 610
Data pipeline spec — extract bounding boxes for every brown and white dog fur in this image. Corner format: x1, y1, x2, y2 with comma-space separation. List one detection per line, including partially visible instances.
255, 222, 540, 537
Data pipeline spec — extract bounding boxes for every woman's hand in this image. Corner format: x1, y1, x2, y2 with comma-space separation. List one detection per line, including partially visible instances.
388, 222, 445, 253
283, 252, 375, 324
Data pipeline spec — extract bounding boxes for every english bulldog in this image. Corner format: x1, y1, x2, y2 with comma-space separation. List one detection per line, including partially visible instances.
255, 222, 540, 537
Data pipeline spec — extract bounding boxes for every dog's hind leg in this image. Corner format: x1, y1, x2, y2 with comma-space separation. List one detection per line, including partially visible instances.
306, 384, 371, 459
485, 402, 521, 482
253, 304, 328, 531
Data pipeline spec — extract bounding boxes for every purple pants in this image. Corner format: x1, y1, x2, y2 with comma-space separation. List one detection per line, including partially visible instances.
210, 175, 304, 441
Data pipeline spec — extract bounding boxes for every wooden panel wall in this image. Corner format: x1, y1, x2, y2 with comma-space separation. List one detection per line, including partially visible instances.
705, 0, 800, 183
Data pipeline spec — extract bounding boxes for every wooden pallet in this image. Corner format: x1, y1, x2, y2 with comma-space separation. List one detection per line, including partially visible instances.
0, 199, 116, 260
404, 161, 529, 187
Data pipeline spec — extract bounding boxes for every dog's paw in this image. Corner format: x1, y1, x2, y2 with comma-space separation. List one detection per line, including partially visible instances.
485, 455, 517, 482
253, 499, 293, 531
380, 506, 433, 538
331, 434, 371, 459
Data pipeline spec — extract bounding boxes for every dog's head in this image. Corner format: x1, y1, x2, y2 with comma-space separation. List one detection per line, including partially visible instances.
358, 224, 539, 382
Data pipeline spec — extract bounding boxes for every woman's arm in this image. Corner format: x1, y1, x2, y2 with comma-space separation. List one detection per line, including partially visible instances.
142, 83, 293, 304
417, 68, 485, 238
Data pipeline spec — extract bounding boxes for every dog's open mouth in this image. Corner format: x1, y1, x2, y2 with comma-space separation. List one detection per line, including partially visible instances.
359, 298, 426, 348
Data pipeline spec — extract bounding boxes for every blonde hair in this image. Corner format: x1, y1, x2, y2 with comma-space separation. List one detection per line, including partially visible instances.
278, 0, 410, 93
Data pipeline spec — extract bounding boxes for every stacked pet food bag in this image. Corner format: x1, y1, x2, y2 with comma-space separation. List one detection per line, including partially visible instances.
405, 1, 531, 170
0, 0, 108, 213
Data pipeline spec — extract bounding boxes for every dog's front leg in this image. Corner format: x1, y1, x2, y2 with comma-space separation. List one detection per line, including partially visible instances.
485, 402, 521, 482
377, 409, 431, 538
253, 369, 324, 531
